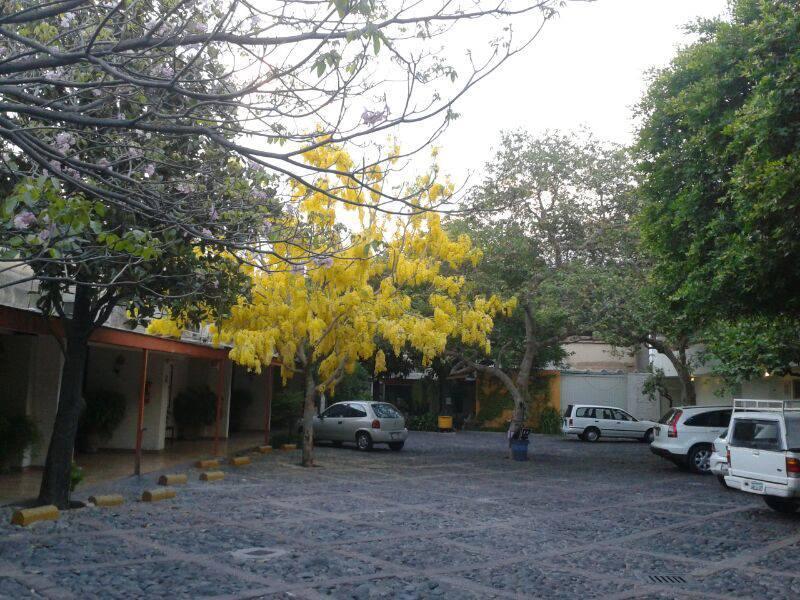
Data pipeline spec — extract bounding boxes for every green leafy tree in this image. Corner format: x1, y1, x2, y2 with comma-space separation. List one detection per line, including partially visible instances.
448, 130, 636, 431
637, 0, 800, 321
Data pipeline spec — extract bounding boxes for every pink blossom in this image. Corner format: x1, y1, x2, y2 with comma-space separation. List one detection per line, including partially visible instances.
144, 163, 156, 177
209, 204, 219, 221
13, 211, 37, 230
97, 158, 111, 169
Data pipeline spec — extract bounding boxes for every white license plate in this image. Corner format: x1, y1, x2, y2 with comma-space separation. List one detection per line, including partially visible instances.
749, 481, 765, 492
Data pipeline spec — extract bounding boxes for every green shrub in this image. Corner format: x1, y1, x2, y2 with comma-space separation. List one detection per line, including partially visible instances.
407, 412, 437, 431
229, 388, 254, 432
0, 414, 39, 467
537, 406, 561, 435
70, 462, 84, 491
269, 430, 302, 449
173, 386, 217, 430
271, 389, 304, 429
81, 389, 127, 440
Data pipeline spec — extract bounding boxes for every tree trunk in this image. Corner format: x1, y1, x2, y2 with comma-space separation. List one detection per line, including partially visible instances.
38, 284, 94, 509
301, 367, 317, 467
648, 337, 696, 406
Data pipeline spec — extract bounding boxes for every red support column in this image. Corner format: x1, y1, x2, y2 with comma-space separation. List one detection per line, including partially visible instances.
213, 359, 225, 457
264, 366, 274, 445
134, 348, 149, 476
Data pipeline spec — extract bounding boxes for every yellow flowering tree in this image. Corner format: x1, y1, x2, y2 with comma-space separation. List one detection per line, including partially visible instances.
151, 144, 513, 466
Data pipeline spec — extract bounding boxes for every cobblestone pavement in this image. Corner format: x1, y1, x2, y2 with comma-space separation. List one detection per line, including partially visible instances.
2, 432, 800, 599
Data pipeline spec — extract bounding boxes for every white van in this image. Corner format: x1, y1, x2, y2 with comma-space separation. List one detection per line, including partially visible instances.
562, 404, 655, 443
724, 399, 800, 514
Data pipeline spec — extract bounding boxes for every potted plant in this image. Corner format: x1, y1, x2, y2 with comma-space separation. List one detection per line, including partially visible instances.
79, 389, 127, 452
172, 386, 217, 439
0, 414, 39, 471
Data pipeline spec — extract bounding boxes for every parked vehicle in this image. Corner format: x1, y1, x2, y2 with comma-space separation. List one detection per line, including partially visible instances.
562, 404, 656, 443
724, 399, 800, 514
303, 401, 408, 451
650, 405, 732, 473
710, 428, 729, 487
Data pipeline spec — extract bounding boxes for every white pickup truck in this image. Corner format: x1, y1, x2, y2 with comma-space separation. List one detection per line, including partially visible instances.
724, 399, 800, 514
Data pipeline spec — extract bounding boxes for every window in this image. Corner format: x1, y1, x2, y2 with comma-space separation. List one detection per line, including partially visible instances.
685, 410, 731, 427
372, 403, 401, 419
658, 409, 677, 425
731, 419, 782, 451
322, 404, 347, 418
785, 415, 800, 450
564, 405, 574, 418
612, 409, 631, 421
601, 408, 614, 420
576, 407, 596, 418
344, 403, 367, 418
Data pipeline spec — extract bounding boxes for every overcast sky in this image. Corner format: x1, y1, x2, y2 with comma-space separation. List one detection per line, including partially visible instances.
434, 0, 730, 186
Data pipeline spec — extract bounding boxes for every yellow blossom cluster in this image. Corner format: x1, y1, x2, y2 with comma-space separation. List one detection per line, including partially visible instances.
149, 143, 515, 395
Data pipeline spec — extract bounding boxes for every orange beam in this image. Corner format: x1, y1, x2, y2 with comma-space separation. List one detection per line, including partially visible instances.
213, 359, 225, 456
134, 348, 149, 476
0, 305, 227, 360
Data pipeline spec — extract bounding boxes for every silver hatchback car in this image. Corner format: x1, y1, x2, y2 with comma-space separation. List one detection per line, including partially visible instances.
311, 401, 409, 451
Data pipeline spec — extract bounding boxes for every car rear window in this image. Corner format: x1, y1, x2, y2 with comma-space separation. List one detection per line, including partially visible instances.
684, 410, 732, 427
731, 419, 782, 451
372, 403, 401, 419
564, 405, 573, 418
658, 409, 677, 425
786, 414, 800, 450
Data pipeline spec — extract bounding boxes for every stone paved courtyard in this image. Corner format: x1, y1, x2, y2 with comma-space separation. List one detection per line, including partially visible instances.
2, 431, 800, 599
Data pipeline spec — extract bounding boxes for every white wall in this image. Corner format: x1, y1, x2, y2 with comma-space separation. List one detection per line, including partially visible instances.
26, 336, 64, 466
86, 347, 170, 451
562, 341, 636, 372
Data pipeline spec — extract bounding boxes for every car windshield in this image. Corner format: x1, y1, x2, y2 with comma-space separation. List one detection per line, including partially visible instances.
786, 414, 800, 449
372, 403, 401, 419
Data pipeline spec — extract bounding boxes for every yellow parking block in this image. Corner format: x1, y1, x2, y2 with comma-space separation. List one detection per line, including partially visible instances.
281, 443, 297, 450
142, 488, 176, 502
89, 494, 124, 508
257, 445, 273, 454
10, 505, 59, 527
199, 471, 225, 482
157, 473, 188, 486
195, 459, 220, 469
229, 456, 251, 467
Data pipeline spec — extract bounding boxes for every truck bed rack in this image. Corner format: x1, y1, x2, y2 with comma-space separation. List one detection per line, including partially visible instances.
733, 399, 800, 413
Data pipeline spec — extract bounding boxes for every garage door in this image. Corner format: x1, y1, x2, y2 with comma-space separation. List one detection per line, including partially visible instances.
560, 373, 627, 413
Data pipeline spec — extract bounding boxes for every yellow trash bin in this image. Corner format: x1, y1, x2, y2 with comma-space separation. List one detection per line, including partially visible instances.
438, 415, 453, 431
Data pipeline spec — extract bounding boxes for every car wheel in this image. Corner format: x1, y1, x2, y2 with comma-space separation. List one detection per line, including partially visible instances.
688, 444, 713, 474
577, 433, 586, 441
356, 431, 373, 451
642, 428, 655, 443
389, 441, 404, 451
763, 496, 799, 514
584, 427, 601, 443
717, 475, 730, 489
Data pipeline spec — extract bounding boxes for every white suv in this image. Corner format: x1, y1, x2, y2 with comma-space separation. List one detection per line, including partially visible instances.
725, 399, 800, 514
650, 406, 732, 473
562, 404, 655, 443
